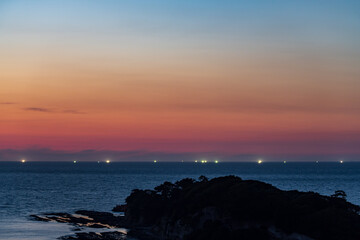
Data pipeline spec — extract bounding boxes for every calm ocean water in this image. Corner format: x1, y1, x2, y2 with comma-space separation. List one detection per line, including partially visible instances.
0, 161, 359, 240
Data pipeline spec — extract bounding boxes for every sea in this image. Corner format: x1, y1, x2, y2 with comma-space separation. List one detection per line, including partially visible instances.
0, 161, 359, 240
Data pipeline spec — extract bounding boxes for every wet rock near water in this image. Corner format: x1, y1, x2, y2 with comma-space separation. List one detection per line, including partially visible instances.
31, 211, 128, 240
30, 210, 126, 228
59, 231, 126, 240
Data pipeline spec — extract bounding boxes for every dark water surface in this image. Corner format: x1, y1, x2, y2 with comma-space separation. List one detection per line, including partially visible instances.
0, 162, 359, 239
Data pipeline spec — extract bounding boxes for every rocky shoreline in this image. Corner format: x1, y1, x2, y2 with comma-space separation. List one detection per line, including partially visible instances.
30, 176, 360, 240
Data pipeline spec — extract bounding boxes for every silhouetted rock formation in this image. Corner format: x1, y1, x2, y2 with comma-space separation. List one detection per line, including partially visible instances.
30, 176, 360, 240
125, 176, 360, 240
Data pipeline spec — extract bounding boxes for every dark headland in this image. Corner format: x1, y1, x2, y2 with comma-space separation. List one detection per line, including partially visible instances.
31, 176, 360, 240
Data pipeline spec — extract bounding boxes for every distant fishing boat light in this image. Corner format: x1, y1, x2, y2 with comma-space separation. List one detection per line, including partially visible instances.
153, 160, 157, 163
340, 160, 344, 164
21, 159, 26, 163
106, 160, 111, 164
258, 159, 263, 164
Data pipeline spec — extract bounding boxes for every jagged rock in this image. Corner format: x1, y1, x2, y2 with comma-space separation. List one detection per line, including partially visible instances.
112, 204, 127, 212
59, 231, 126, 240
30, 211, 126, 228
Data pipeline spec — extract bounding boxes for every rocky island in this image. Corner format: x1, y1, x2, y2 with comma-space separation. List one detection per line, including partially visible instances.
31, 176, 360, 240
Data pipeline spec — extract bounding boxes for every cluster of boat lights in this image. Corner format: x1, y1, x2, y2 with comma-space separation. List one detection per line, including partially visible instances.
193, 160, 219, 164
73, 160, 111, 164
18, 159, 346, 164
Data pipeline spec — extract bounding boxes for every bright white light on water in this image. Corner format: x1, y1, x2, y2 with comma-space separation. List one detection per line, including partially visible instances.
258, 159, 263, 164
283, 161, 287, 164
21, 159, 26, 163
73, 161, 77, 164
214, 160, 219, 164
106, 160, 111, 164
195, 160, 198, 163
153, 160, 157, 163
340, 160, 344, 164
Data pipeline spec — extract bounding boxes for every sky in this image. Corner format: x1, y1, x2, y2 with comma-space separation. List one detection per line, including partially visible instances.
0, 0, 360, 161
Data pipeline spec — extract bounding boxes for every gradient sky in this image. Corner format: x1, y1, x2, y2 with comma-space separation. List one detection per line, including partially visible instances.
1, 1, 360, 160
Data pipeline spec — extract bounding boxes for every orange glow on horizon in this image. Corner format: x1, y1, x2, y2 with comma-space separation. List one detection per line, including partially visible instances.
1, 1, 360, 156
